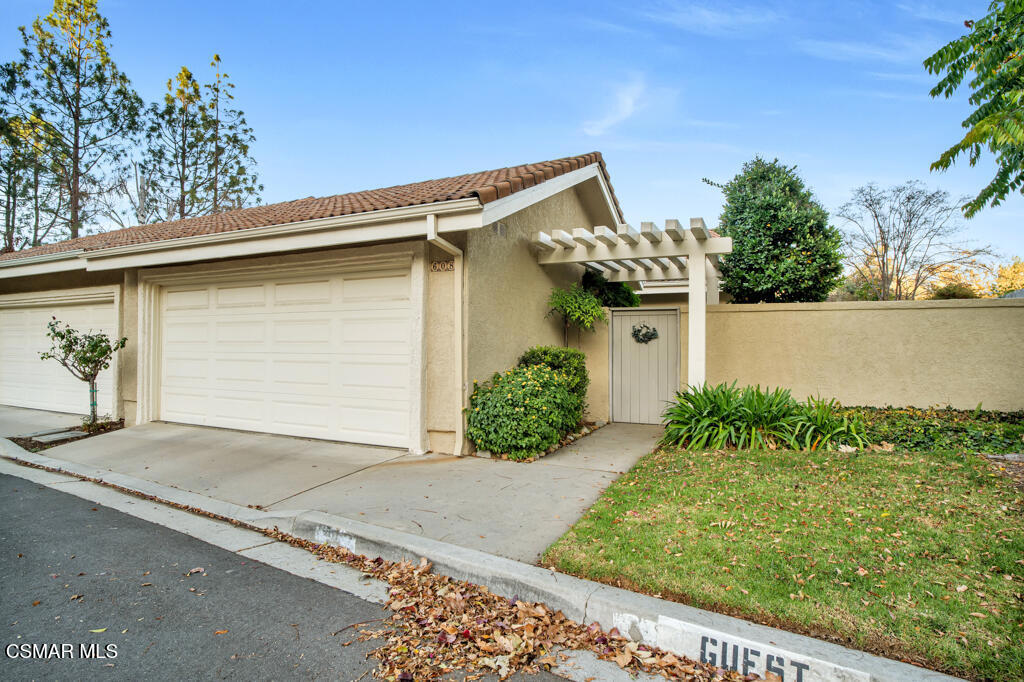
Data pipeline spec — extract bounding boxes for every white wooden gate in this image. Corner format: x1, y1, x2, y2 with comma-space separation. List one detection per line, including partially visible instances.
611, 308, 680, 424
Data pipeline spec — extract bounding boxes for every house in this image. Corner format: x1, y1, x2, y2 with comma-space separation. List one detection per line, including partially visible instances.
0, 152, 728, 454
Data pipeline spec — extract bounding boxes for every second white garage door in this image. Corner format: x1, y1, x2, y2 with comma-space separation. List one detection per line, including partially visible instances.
159, 267, 412, 447
0, 299, 117, 416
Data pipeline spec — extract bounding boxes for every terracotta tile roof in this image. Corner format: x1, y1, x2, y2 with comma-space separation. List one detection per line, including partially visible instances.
0, 152, 622, 264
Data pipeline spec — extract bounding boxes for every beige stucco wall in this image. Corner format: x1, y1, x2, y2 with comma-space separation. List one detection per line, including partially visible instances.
701, 300, 1024, 411
119, 269, 139, 425
572, 318, 610, 422
584, 300, 1024, 420
465, 189, 591, 384
424, 239, 463, 454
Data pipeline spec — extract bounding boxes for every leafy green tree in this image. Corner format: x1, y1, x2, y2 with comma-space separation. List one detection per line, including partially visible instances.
581, 269, 640, 307
705, 157, 843, 303
547, 283, 607, 346
925, 1, 1024, 217
40, 318, 126, 424
203, 54, 260, 213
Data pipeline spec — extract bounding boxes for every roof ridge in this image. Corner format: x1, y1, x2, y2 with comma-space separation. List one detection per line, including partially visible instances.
0, 151, 622, 263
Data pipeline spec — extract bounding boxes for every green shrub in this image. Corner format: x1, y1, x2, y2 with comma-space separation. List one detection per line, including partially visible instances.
582, 269, 640, 307
842, 405, 1024, 453
466, 364, 583, 460
518, 346, 589, 403
661, 383, 865, 451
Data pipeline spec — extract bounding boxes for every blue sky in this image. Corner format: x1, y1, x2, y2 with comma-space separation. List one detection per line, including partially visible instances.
4, 0, 1021, 258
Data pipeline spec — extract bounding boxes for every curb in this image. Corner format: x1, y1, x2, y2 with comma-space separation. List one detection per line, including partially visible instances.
0, 440, 961, 682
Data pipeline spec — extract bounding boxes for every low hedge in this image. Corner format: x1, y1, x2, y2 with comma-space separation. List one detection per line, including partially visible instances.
518, 346, 588, 403
466, 364, 582, 460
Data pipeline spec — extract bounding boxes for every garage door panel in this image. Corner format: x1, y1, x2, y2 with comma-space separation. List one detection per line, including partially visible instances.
215, 284, 267, 308
271, 400, 332, 432
213, 358, 266, 386
165, 320, 210, 344
160, 267, 412, 446
341, 273, 409, 302
341, 361, 408, 389
0, 299, 116, 415
162, 391, 209, 421
215, 319, 266, 344
164, 288, 209, 310
163, 356, 209, 383
273, 279, 332, 306
271, 360, 332, 388
272, 318, 332, 344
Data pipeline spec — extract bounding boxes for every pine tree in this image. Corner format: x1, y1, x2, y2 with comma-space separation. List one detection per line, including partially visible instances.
204, 54, 260, 212
144, 66, 213, 221
11, 0, 141, 240
705, 158, 844, 303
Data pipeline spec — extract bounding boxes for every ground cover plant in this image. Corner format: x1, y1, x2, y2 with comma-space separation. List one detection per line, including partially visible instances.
661, 383, 866, 451
844, 405, 1024, 454
544, 444, 1024, 679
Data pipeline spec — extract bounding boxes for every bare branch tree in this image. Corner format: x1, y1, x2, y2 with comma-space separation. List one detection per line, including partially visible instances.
837, 182, 994, 300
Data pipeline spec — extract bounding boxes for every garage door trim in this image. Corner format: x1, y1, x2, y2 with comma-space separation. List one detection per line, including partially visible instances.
0, 285, 122, 418
136, 244, 427, 452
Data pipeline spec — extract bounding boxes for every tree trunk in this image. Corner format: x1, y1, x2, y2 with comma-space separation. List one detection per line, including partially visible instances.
88, 377, 98, 424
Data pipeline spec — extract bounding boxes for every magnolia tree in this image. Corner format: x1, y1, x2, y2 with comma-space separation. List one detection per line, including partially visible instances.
40, 318, 126, 424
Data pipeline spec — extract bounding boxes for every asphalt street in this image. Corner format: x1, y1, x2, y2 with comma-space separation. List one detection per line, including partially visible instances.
0, 473, 558, 681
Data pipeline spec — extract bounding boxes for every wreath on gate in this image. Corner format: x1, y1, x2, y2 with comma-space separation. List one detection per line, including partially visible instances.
631, 323, 659, 344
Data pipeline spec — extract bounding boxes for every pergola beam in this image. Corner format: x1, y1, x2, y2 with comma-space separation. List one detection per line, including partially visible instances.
617, 223, 640, 245
537, 235, 732, 265
594, 226, 617, 246
640, 221, 663, 243
572, 228, 597, 247
664, 219, 685, 242
606, 261, 686, 283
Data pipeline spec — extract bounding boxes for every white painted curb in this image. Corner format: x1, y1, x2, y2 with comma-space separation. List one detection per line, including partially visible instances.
1, 440, 962, 682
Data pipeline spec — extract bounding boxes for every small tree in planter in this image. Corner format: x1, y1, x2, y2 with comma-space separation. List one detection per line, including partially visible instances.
39, 318, 127, 425
547, 283, 606, 346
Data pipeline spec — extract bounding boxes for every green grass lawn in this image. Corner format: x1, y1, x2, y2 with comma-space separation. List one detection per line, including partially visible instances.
543, 446, 1024, 680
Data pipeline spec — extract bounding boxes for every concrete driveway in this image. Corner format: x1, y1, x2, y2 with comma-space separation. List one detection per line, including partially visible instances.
4, 411, 662, 563
0, 405, 83, 437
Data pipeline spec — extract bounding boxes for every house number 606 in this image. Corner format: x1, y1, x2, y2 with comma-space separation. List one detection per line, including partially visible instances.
431, 260, 455, 272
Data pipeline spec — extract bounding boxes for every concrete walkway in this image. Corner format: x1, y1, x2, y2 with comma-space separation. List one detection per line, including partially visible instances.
30, 417, 662, 562
0, 405, 83, 437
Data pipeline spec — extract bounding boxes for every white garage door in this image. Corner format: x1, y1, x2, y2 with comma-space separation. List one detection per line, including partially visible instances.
159, 267, 412, 447
0, 301, 117, 415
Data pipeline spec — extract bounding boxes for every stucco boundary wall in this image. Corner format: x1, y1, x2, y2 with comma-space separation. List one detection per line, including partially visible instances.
581, 299, 1024, 421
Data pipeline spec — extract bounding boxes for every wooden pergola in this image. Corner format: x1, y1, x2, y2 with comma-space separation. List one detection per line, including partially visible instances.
533, 218, 732, 387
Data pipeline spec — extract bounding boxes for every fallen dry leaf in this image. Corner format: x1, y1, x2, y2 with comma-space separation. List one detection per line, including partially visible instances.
262, 527, 748, 681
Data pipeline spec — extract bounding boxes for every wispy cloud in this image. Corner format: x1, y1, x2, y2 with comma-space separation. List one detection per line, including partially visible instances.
797, 36, 933, 63
577, 17, 646, 36
583, 75, 648, 137
868, 71, 933, 83
640, 1, 781, 37
831, 88, 930, 103
897, 2, 971, 26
